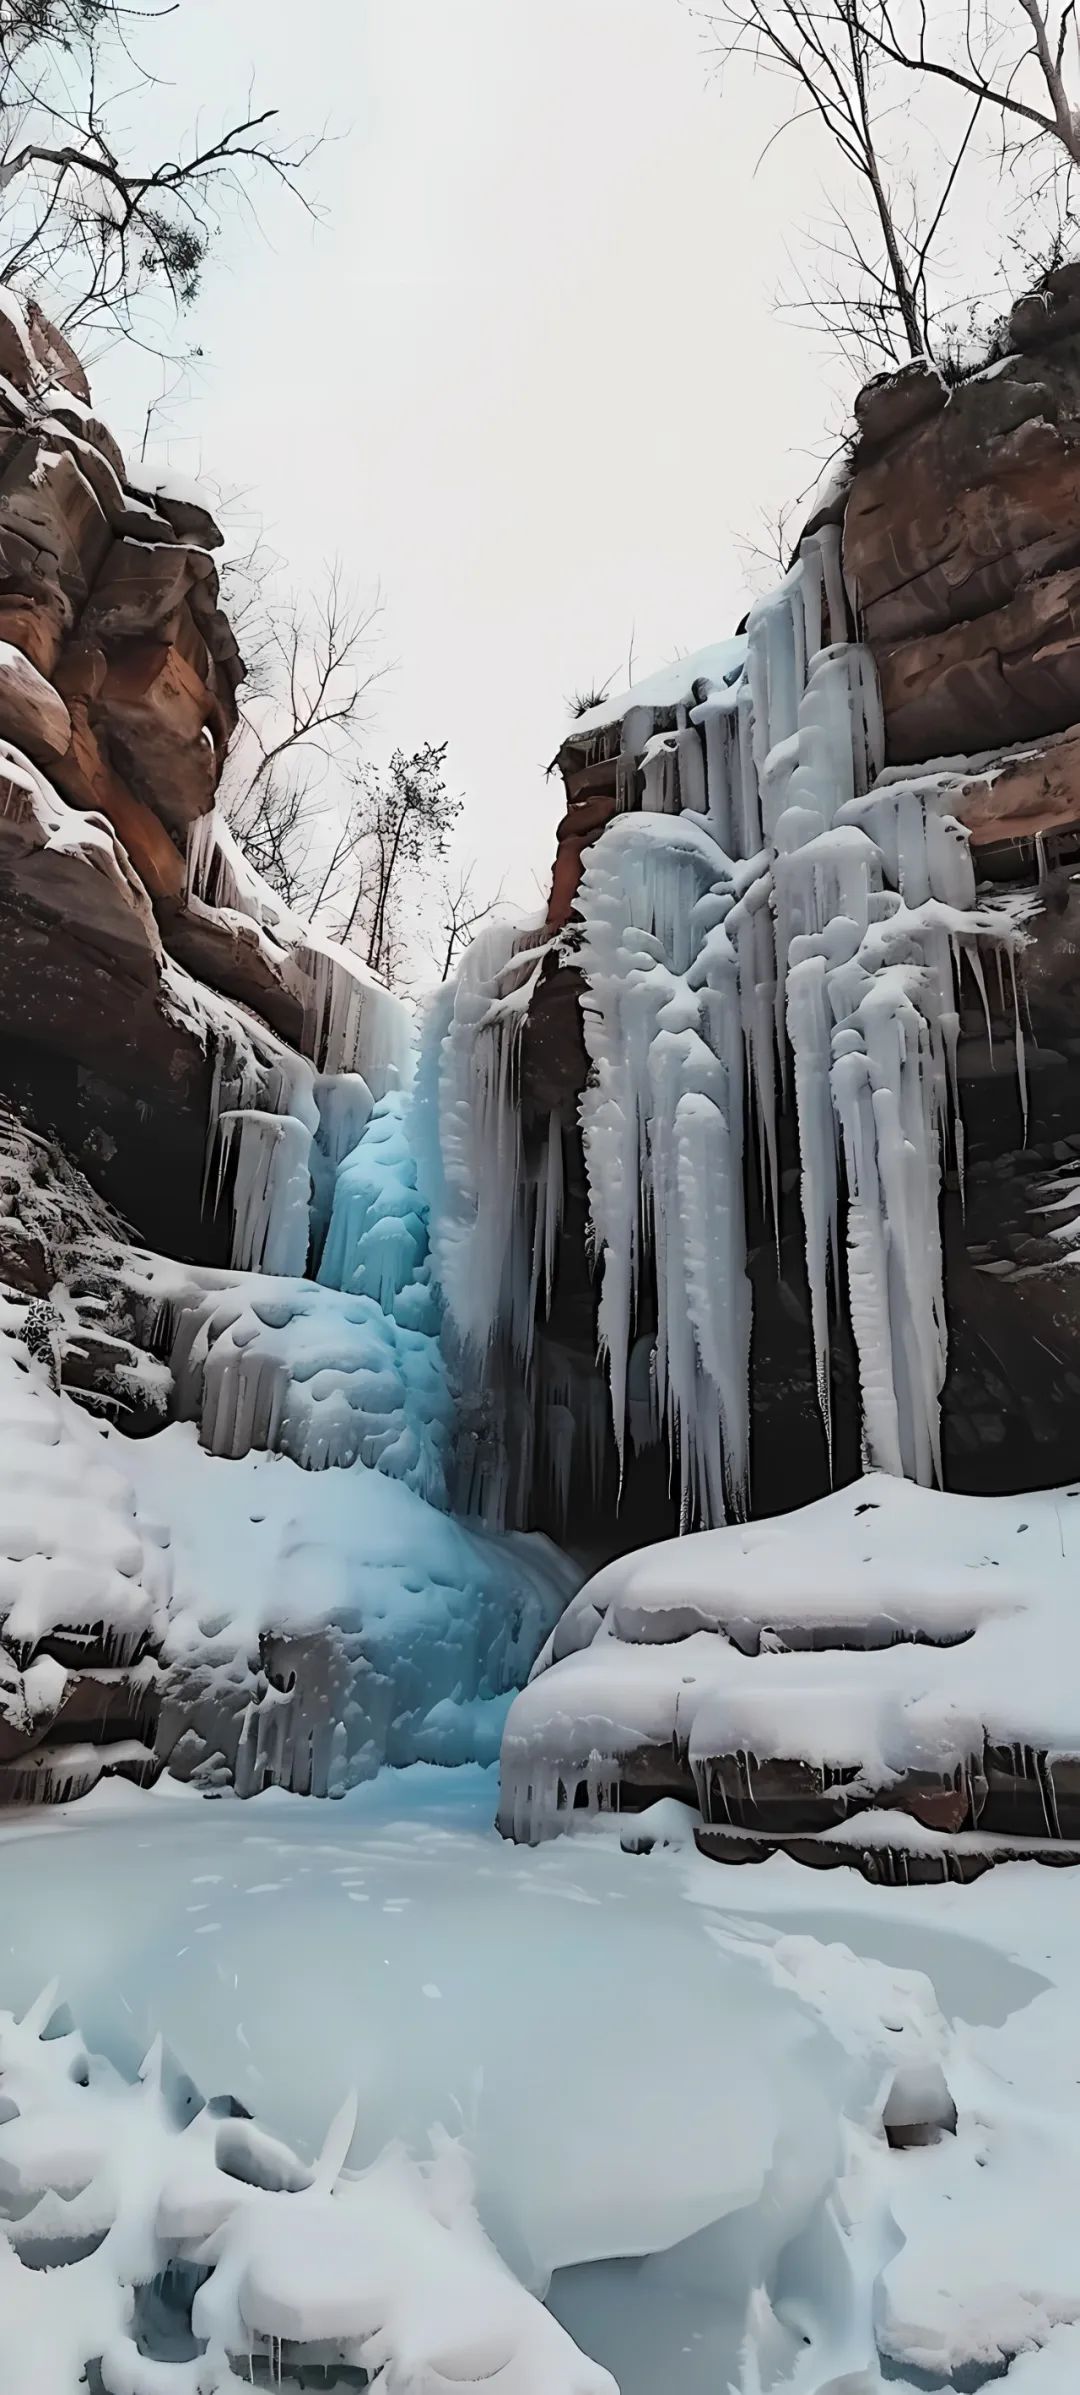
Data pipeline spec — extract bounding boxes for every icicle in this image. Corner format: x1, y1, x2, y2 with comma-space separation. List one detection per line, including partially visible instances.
213, 1110, 312, 1277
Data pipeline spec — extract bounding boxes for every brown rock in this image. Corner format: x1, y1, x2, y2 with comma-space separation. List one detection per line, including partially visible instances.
161, 895, 307, 1049
37, 395, 126, 484
521, 962, 589, 1125
844, 349, 1080, 647
945, 725, 1080, 849
0, 593, 65, 679
557, 792, 618, 842
150, 487, 225, 551
878, 567, 1080, 763
36, 419, 173, 546
0, 525, 74, 624
83, 539, 217, 643
53, 638, 108, 704
25, 301, 91, 402
0, 441, 111, 600
544, 790, 617, 932
0, 746, 160, 983
96, 639, 221, 834
1009, 263, 1080, 352
561, 753, 621, 805
0, 644, 71, 764
853, 356, 948, 451
52, 699, 185, 905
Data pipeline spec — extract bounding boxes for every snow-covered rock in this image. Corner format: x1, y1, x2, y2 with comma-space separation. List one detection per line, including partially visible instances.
499, 1472, 1080, 1867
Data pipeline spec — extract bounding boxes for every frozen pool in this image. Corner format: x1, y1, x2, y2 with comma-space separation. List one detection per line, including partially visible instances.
0, 1766, 1072, 2393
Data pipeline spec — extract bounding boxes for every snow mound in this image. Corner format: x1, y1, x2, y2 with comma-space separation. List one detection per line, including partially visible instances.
500, 1473, 1080, 1849
0, 1983, 614, 2394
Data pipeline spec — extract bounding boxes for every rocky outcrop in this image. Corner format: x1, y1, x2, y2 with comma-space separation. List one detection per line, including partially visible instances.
0, 1103, 176, 1799
512, 279, 1080, 1538
0, 293, 409, 1254
844, 321, 1080, 763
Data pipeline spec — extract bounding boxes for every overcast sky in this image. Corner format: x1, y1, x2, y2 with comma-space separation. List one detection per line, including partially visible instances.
92, 0, 835, 920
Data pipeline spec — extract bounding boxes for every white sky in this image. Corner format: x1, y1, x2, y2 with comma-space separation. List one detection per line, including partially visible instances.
91, 0, 840, 917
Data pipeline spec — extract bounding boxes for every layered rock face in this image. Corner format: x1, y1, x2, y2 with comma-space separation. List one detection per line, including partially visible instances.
0, 296, 407, 1259
477, 285, 1080, 1537
846, 276, 1080, 779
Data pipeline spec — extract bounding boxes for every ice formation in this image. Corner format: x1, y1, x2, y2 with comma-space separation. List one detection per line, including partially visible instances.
499, 1470, 1080, 1854
130, 1094, 452, 1498
415, 917, 581, 1524
129, 1425, 578, 1793
0, 1985, 614, 2393
422, 526, 1031, 1524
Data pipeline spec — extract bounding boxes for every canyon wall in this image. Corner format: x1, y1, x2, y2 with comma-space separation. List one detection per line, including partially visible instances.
483, 271, 1080, 1532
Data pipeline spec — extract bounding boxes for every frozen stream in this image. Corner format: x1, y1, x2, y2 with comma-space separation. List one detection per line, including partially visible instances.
0, 1765, 1071, 2393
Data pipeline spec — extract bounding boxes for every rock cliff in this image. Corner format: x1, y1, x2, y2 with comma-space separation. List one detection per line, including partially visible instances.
432, 273, 1080, 1543
0, 294, 406, 1260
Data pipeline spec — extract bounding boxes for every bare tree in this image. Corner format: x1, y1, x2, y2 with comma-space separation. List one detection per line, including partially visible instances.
0, 0, 320, 348
432, 862, 506, 980
221, 561, 384, 916
864, 4, 1080, 174
337, 743, 459, 980
704, 0, 989, 372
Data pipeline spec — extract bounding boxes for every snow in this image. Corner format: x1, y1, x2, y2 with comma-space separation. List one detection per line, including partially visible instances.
500, 1470, 1080, 1844
0, 1314, 168, 1676
566, 640, 747, 742
0, 1972, 614, 2393
4, 1764, 1080, 2389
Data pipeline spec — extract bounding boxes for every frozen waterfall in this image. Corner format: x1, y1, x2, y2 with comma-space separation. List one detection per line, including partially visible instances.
421, 523, 1031, 1527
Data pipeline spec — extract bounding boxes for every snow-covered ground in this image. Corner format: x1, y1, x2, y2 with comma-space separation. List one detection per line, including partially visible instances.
2, 1764, 1079, 2390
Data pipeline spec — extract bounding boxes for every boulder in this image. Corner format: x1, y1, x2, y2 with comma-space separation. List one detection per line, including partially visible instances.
151, 484, 225, 551
0, 741, 160, 983
1009, 262, 1080, 352
25, 300, 91, 402
36, 393, 127, 484
947, 725, 1080, 850
0, 524, 74, 626
853, 356, 948, 452
36, 421, 174, 545
0, 641, 70, 764
0, 591, 66, 678
161, 894, 307, 1049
